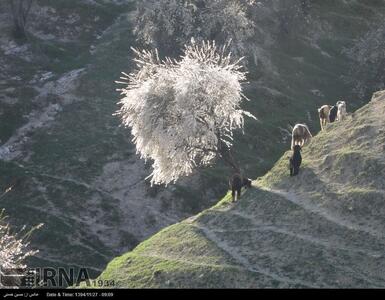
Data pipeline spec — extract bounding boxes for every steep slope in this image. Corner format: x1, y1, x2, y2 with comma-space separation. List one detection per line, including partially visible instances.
91, 90, 385, 288
0, 0, 199, 278
1, 0, 385, 282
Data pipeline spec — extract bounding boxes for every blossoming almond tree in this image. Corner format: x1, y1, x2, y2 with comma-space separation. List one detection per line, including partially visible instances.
134, 0, 256, 56
0, 187, 42, 288
116, 40, 255, 186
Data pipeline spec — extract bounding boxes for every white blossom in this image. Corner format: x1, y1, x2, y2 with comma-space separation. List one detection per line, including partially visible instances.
0, 209, 42, 288
116, 40, 255, 186
134, 0, 256, 57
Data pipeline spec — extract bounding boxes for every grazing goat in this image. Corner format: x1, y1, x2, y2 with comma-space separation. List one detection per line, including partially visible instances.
318, 105, 332, 131
289, 145, 302, 176
229, 174, 252, 202
329, 105, 338, 123
291, 124, 312, 150
337, 100, 347, 121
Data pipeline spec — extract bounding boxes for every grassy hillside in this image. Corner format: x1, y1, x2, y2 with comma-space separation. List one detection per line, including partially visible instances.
1, 0, 385, 284
88, 90, 385, 288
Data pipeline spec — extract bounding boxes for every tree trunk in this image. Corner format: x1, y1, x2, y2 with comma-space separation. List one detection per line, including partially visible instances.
9, 0, 33, 40
218, 140, 241, 174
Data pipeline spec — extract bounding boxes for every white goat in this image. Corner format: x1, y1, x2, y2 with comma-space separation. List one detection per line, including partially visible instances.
336, 101, 347, 121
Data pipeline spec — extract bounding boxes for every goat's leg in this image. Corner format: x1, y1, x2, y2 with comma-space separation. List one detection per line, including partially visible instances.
294, 166, 299, 176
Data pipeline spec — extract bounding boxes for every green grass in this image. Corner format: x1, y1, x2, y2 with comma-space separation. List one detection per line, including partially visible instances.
77, 222, 260, 288
86, 91, 385, 288
3, 0, 385, 288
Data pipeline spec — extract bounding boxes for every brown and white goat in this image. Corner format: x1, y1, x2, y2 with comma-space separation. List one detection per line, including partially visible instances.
291, 124, 312, 150
318, 105, 332, 131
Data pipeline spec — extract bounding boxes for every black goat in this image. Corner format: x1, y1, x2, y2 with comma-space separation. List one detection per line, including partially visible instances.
289, 145, 302, 176
329, 105, 338, 123
229, 174, 252, 202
